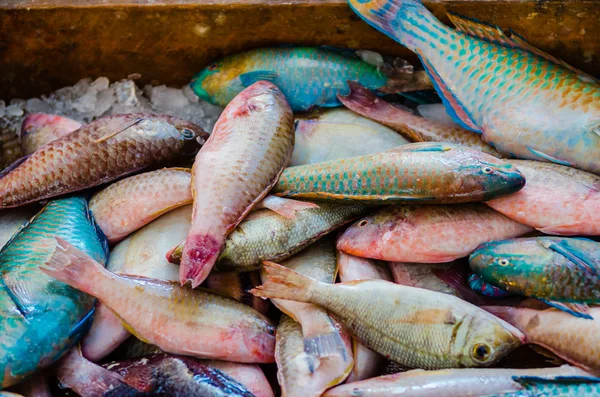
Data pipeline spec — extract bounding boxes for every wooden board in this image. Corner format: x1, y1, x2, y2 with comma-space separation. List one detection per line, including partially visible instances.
0, 0, 599, 100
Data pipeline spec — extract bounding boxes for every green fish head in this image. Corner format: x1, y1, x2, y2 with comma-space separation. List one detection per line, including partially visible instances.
190, 61, 222, 103
458, 158, 526, 200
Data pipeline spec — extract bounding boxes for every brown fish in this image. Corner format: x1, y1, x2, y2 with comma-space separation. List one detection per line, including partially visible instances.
0, 113, 207, 208
181, 81, 294, 287
20, 113, 82, 155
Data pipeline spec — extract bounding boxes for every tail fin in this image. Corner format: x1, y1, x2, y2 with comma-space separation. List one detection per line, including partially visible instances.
41, 237, 106, 295
339, 81, 415, 119
251, 261, 318, 303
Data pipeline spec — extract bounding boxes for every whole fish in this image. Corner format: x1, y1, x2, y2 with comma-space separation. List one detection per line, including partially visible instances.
486, 306, 600, 375
470, 237, 600, 317
416, 103, 457, 126
338, 82, 502, 156
323, 365, 591, 397
0, 113, 207, 208
291, 108, 409, 166
338, 204, 532, 262
484, 376, 600, 397
181, 81, 294, 287
486, 160, 600, 236
262, 238, 353, 393
273, 142, 525, 204
20, 113, 82, 155
337, 252, 390, 382
347, 0, 600, 174
0, 207, 36, 249
253, 261, 524, 369
89, 168, 193, 243
469, 237, 600, 318
191, 46, 432, 112
0, 197, 108, 388
42, 238, 276, 363
275, 315, 349, 397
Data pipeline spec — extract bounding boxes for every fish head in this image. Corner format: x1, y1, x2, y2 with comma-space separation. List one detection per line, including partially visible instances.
190, 60, 223, 103
190, 56, 248, 106
241, 318, 277, 362
459, 314, 525, 367
163, 117, 209, 147
469, 238, 553, 292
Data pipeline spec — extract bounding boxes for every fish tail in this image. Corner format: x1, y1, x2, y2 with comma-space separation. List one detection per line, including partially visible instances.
40, 237, 106, 294
166, 240, 185, 264
251, 261, 318, 303
180, 233, 223, 288
339, 81, 415, 120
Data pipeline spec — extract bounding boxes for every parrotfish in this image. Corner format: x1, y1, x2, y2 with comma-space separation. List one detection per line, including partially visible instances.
191, 46, 432, 112
42, 238, 276, 363
291, 108, 409, 166
274, 142, 524, 204
486, 160, 600, 236
181, 81, 294, 288
484, 376, 600, 397
20, 113, 82, 155
0, 196, 108, 388
0, 113, 207, 208
469, 274, 514, 298
338, 81, 502, 156
470, 237, 600, 318
253, 261, 524, 369
337, 204, 532, 263
347, 0, 600, 174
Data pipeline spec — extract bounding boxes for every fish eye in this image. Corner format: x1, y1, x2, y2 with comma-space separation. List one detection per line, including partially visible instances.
180, 128, 195, 139
357, 219, 369, 227
472, 343, 491, 362
482, 166, 494, 174
208, 63, 218, 71
498, 258, 510, 267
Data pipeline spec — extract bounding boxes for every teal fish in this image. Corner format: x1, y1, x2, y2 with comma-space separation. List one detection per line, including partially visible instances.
469, 237, 600, 319
347, 0, 600, 174
190, 46, 432, 112
488, 376, 600, 397
0, 196, 108, 388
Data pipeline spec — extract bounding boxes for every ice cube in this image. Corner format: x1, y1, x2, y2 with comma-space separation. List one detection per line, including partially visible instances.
150, 85, 189, 111
183, 85, 199, 103
0, 100, 5, 118
94, 88, 115, 117
26, 98, 53, 114
5, 105, 24, 117
114, 80, 139, 107
9, 99, 26, 108
91, 77, 110, 91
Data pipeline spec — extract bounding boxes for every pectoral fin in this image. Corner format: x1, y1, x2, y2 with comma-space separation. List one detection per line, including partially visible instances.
526, 146, 573, 167
239, 71, 279, 87
94, 117, 144, 144
548, 241, 597, 276
540, 299, 592, 320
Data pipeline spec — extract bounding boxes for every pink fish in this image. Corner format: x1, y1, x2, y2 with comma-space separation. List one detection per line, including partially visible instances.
20, 113, 82, 155
181, 81, 294, 287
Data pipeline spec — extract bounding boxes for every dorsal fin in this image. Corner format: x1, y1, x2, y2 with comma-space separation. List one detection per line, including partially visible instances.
448, 12, 599, 83
94, 117, 144, 144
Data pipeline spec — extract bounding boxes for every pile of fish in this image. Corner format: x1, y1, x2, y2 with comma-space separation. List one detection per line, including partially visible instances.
1, 0, 600, 396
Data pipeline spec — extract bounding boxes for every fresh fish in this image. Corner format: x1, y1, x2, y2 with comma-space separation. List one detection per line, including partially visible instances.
338, 204, 532, 262
181, 81, 294, 287
486, 306, 600, 375
41, 238, 276, 363
273, 142, 525, 203
205, 271, 270, 315
416, 103, 457, 126
262, 238, 353, 392
191, 46, 432, 112
484, 376, 600, 397
0, 197, 108, 388
337, 252, 390, 382
470, 237, 600, 318
291, 108, 409, 166
0, 207, 36, 249
469, 274, 514, 298
90, 168, 193, 243
20, 113, 82, 155
323, 365, 591, 397
275, 315, 349, 397
338, 82, 502, 156
346, 0, 600, 174
486, 160, 600, 236
253, 261, 524, 369
0, 113, 207, 208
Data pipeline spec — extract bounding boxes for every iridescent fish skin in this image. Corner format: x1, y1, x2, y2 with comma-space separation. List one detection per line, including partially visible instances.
0, 197, 108, 388
90, 168, 193, 243
486, 306, 600, 375
42, 239, 276, 364
191, 47, 432, 112
485, 376, 600, 397
338, 204, 532, 263
338, 82, 502, 157
470, 237, 600, 304
291, 108, 409, 166
346, 0, 600, 174
20, 113, 82, 155
0, 113, 207, 208
469, 274, 513, 298
486, 160, 600, 236
181, 81, 294, 288
274, 142, 525, 204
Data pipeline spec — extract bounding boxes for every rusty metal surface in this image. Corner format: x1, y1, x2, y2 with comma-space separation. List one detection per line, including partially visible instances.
0, 0, 598, 100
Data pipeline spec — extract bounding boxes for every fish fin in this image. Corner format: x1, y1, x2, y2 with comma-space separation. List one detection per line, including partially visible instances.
276, 190, 438, 202
540, 299, 593, 320
512, 375, 600, 386
239, 71, 279, 87
388, 142, 451, 153
431, 267, 487, 305
94, 117, 144, 144
537, 222, 590, 235
416, 50, 482, 133
258, 196, 319, 219
0, 154, 30, 180
468, 273, 514, 298
589, 120, 600, 137
68, 308, 95, 339
250, 261, 317, 302
529, 345, 566, 366
547, 241, 597, 276
166, 241, 184, 265
304, 331, 348, 361
526, 146, 573, 166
